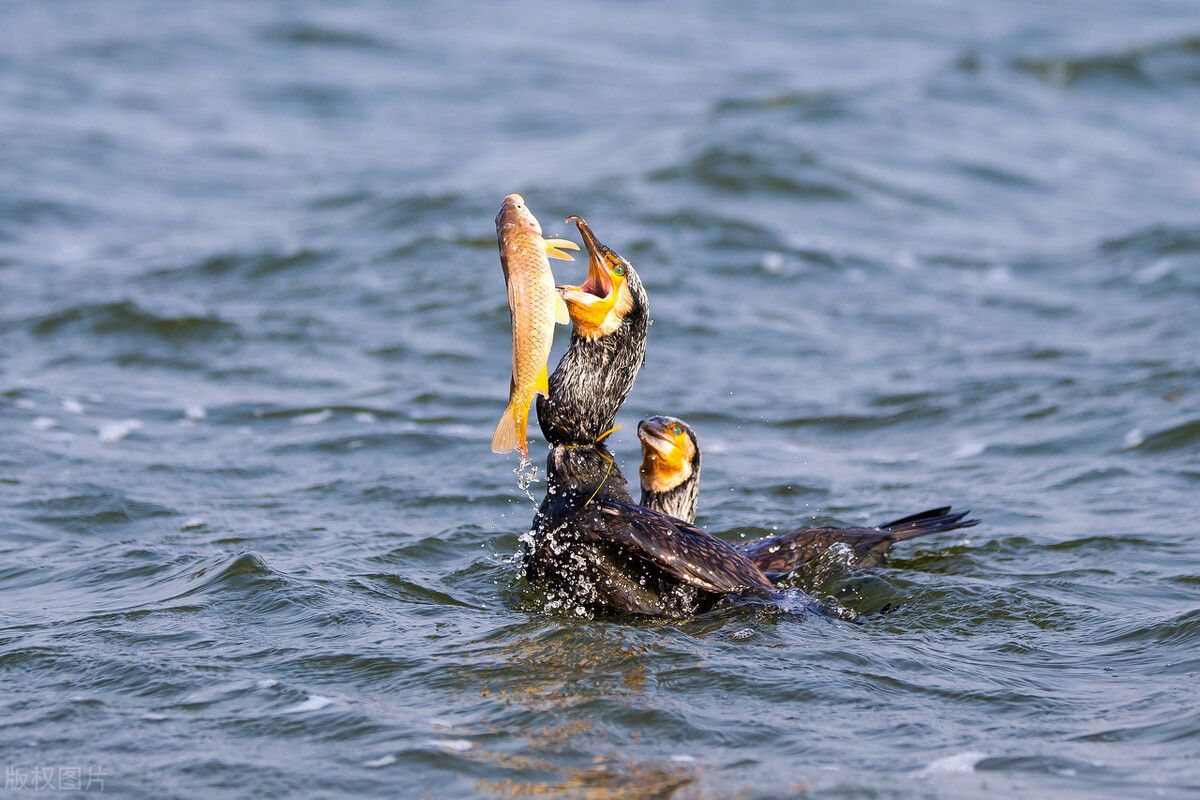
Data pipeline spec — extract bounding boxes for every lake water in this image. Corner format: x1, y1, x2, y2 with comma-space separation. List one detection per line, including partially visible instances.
2, 1, 1198, 797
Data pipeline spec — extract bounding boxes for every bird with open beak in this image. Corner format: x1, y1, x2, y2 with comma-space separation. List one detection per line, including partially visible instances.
536, 215, 649, 448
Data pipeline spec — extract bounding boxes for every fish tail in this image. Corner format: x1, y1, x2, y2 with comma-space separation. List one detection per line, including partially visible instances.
491, 403, 519, 454
491, 397, 531, 457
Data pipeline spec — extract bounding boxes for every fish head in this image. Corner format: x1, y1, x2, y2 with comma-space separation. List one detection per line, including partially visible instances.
558, 215, 635, 339
496, 193, 542, 237
637, 415, 698, 493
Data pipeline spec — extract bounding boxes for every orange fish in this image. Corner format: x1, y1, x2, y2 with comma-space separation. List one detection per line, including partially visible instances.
492, 194, 577, 458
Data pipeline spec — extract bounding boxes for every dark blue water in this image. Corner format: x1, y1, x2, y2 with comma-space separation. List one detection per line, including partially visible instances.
2, 2, 1199, 797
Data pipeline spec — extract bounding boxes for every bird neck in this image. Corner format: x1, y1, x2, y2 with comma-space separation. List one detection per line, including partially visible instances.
538, 273, 648, 447
640, 475, 699, 523
542, 445, 634, 517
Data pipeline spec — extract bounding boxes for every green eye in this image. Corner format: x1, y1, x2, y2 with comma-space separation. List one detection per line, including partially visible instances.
672, 425, 683, 436
613, 265, 625, 277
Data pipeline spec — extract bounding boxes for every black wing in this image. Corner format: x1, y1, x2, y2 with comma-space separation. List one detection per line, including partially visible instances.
738, 527, 866, 573
739, 506, 980, 573
582, 500, 774, 595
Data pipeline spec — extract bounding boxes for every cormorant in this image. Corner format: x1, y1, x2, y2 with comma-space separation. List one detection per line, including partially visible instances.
536, 216, 649, 447
524, 222, 807, 617
526, 442, 779, 618
637, 415, 979, 573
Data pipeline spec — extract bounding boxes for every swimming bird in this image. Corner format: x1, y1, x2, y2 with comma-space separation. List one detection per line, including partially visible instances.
637, 415, 980, 573
524, 223, 830, 617
526, 442, 782, 618
536, 216, 648, 447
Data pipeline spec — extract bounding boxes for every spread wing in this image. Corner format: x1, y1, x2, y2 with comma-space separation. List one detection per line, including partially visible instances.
581, 500, 774, 595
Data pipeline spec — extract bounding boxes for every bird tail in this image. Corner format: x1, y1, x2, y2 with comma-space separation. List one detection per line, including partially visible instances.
878, 506, 979, 541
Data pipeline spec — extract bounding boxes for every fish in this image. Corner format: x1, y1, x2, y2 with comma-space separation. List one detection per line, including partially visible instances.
492, 194, 578, 458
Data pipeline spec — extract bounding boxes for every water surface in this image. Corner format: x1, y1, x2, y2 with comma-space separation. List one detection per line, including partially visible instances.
2, 1, 1199, 797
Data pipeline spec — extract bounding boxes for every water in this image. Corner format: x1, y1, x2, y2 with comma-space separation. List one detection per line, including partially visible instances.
2, 1, 1198, 796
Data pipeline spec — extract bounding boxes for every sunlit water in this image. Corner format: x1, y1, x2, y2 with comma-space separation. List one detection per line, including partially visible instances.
2, 2, 1198, 797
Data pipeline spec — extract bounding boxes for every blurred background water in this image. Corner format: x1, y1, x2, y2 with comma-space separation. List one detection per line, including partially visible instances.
2, 1, 1199, 797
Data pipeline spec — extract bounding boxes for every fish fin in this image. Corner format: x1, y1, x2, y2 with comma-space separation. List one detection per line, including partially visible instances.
555, 294, 570, 325
535, 364, 550, 397
515, 407, 530, 459
491, 405, 518, 454
544, 238, 579, 261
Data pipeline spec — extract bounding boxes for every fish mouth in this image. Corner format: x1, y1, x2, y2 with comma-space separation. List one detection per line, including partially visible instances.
559, 215, 613, 303
637, 419, 677, 459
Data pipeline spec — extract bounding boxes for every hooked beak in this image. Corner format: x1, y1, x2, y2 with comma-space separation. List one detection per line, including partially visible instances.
556, 215, 632, 337
637, 419, 677, 460
560, 215, 614, 305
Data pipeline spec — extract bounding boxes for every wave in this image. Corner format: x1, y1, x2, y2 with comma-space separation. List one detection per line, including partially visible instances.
713, 88, 857, 122
649, 143, 854, 200
259, 23, 392, 50
1014, 33, 1200, 87
16, 485, 175, 530
29, 300, 236, 341
1128, 417, 1200, 452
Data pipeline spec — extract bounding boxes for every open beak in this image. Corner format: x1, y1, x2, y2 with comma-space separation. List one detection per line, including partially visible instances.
559, 215, 614, 305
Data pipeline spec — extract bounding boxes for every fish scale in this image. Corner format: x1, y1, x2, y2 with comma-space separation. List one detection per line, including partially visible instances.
491, 194, 575, 459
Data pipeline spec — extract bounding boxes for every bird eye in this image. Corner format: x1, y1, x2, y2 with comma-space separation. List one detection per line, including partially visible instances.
672, 425, 683, 436
613, 265, 625, 277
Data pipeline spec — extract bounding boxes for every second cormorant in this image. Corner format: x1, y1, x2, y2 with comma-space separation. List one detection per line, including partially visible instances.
637, 415, 979, 573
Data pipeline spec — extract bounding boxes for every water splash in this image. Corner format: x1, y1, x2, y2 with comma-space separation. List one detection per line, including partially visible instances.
514, 456, 540, 501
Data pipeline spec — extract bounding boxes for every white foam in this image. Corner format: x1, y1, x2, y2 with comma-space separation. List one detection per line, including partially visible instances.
916, 751, 986, 776
362, 755, 396, 769
293, 409, 333, 426
256, 678, 278, 689
953, 440, 986, 459
281, 694, 333, 714
62, 398, 85, 415
1134, 258, 1174, 285
32, 416, 57, 430
354, 412, 376, 423
1124, 428, 1144, 448
761, 252, 785, 273
184, 404, 207, 420
98, 419, 143, 442
425, 739, 472, 752
986, 265, 1012, 284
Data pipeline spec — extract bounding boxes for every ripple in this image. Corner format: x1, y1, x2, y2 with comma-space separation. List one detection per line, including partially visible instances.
713, 88, 857, 121
179, 553, 288, 600
185, 247, 331, 280
259, 23, 392, 50
1126, 417, 1200, 452
29, 300, 236, 341
1014, 34, 1200, 87
17, 486, 175, 530
1098, 608, 1200, 647
778, 405, 948, 430
1101, 223, 1200, 258
1071, 708, 1200, 744
649, 143, 853, 200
